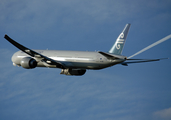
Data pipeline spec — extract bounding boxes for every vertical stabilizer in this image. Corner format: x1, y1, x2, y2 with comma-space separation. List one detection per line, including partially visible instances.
109, 24, 131, 55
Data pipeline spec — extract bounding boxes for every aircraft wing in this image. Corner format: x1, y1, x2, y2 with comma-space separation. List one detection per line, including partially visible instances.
4, 35, 66, 69
98, 51, 126, 59
121, 58, 168, 66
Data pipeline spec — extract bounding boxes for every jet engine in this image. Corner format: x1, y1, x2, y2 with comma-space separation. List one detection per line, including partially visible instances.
20, 57, 37, 69
60, 69, 86, 76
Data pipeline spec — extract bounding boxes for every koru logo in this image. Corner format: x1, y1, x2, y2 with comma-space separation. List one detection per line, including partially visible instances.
120, 33, 124, 39
116, 33, 125, 50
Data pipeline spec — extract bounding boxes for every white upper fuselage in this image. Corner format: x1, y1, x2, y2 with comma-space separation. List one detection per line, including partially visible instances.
12, 50, 125, 70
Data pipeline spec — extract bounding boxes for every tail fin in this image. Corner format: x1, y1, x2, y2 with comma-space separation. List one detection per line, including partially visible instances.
109, 24, 131, 55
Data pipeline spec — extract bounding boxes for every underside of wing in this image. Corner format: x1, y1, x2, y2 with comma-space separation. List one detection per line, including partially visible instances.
4, 35, 66, 69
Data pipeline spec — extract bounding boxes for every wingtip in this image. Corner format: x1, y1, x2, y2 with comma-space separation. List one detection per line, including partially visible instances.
4, 34, 8, 39
160, 58, 169, 60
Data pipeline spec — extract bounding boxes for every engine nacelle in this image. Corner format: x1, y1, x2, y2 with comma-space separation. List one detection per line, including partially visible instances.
20, 57, 37, 69
60, 69, 86, 76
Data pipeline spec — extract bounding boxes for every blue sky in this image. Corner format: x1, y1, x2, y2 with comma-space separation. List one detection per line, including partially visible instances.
1, 0, 171, 120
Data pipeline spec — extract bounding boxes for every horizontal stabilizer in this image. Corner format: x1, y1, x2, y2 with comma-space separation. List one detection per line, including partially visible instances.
121, 58, 168, 66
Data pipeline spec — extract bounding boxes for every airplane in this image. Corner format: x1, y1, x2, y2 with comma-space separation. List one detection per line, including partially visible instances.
4, 24, 169, 76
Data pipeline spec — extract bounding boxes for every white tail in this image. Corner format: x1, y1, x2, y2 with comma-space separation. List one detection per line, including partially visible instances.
109, 24, 131, 55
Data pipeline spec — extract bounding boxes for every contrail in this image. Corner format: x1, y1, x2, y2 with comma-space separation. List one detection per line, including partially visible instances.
128, 34, 171, 59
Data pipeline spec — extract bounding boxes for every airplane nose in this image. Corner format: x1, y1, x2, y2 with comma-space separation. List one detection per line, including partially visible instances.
11, 52, 17, 63
11, 51, 20, 65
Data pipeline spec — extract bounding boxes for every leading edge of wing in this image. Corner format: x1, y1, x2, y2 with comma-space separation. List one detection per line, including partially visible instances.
4, 34, 65, 69
121, 58, 168, 66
